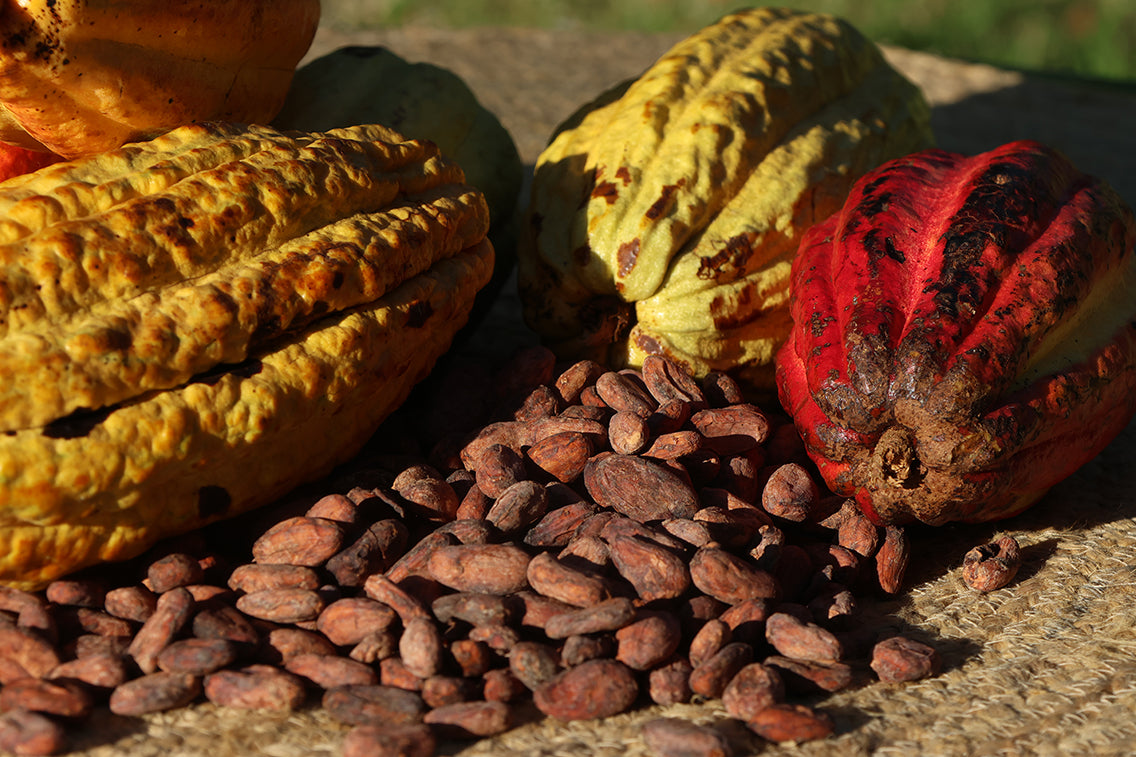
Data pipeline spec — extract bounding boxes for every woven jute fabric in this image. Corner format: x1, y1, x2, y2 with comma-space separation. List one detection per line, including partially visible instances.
59, 24, 1136, 757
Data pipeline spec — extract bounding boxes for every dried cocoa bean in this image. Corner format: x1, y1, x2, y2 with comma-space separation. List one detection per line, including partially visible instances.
0, 709, 66, 756
235, 587, 325, 624
427, 544, 531, 595
109, 672, 202, 716
431, 593, 522, 627
322, 684, 428, 726
747, 703, 835, 742
350, 630, 399, 665
420, 675, 481, 709
103, 586, 158, 623
0, 678, 93, 718
585, 453, 699, 521
721, 663, 784, 722
449, 639, 494, 678
870, 636, 941, 682
316, 597, 398, 647
524, 502, 600, 548
615, 611, 681, 670
44, 579, 105, 609
342, 723, 435, 757
486, 480, 550, 536
147, 552, 205, 593
641, 430, 703, 460
764, 612, 844, 663
764, 655, 854, 694
460, 422, 530, 472
400, 618, 445, 679
560, 633, 616, 667
701, 371, 745, 407
543, 597, 637, 639
837, 504, 882, 558
647, 658, 694, 706
192, 604, 260, 646
203, 666, 307, 711
483, 668, 528, 703
380, 657, 425, 691
305, 493, 359, 524
875, 525, 910, 595
761, 463, 821, 522
606, 535, 691, 602
515, 591, 576, 630
640, 716, 729, 757
689, 547, 778, 605
259, 628, 338, 666
525, 552, 612, 608
467, 625, 522, 656
508, 641, 561, 689
385, 532, 458, 585
127, 586, 194, 674
473, 443, 528, 499
424, 700, 514, 739
285, 653, 378, 688
688, 619, 731, 668
251, 516, 346, 567
527, 431, 593, 483
554, 359, 604, 405
532, 659, 638, 721
48, 652, 129, 690
718, 598, 773, 646
608, 410, 650, 455
59, 608, 133, 638
962, 535, 1022, 592
689, 404, 770, 455
228, 563, 321, 593
514, 384, 562, 421
688, 641, 754, 699
640, 355, 708, 409
361, 575, 431, 624
595, 371, 657, 417
155, 638, 238, 675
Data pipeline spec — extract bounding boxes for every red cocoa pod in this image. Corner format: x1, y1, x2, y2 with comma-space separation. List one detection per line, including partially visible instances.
235, 588, 326, 624
473, 443, 529, 499
533, 659, 638, 721
44, 579, 105, 608
640, 354, 708, 409
701, 371, 745, 407
361, 575, 431, 624
342, 723, 435, 757
527, 431, 593, 484
155, 638, 238, 675
962, 535, 1023, 592
688, 619, 731, 668
285, 653, 378, 688
327, 519, 411, 589
647, 658, 694, 706
349, 630, 399, 665
689, 547, 778, 605
48, 653, 129, 690
595, 371, 657, 417
689, 641, 754, 699
399, 618, 445, 679
508, 641, 561, 690
305, 493, 359, 523
385, 532, 458, 585
554, 359, 605, 405
316, 597, 398, 647
514, 383, 562, 422
524, 502, 600, 548
191, 604, 259, 646
870, 636, 942, 682
722, 663, 785, 722
259, 628, 338, 666
748, 703, 835, 742
459, 421, 531, 471
251, 516, 346, 567
203, 666, 307, 711
103, 585, 158, 623
379, 657, 424, 692
322, 684, 428, 726
421, 675, 481, 709
0, 678, 93, 718
641, 717, 729, 757
483, 668, 528, 703
228, 564, 321, 593
109, 672, 202, 716
585, 453, 699, 521
764, 655, 854, 694
764, 612, 844, 663
487, 480, 551, 536
427, 544, 532, 595
689, 404, 771, 455
543, 597, 637, 639
0, 709, 66, 756
449, 639, 493, 678
525, 552, 612, 608
431, 592, 522, 627
615, 611, 682, 671
424, 700, 514, 739
608, 410, 650, 455
875, 525, 911, 594
761, 463, 821, 522
606, 536, 691, 603
127, 586, 194, 675
146, 552, 205, 593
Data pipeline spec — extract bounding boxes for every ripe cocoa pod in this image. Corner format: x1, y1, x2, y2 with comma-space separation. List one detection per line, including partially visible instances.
778, 140, 1136, 525
518, 7, 932, 391
0, 121, 494, 589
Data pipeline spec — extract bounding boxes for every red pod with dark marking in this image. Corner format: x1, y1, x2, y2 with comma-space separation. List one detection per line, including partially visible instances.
777, 140, 1136, 525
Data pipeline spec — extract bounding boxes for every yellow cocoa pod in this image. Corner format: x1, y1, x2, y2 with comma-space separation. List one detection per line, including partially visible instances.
0, 121, 493, 589
518, 8, 934, 394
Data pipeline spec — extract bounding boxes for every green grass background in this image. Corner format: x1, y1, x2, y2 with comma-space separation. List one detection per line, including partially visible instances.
319, 1, 1136, 83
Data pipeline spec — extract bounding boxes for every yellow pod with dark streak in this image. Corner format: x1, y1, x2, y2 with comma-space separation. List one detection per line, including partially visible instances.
518, 7, 934, 393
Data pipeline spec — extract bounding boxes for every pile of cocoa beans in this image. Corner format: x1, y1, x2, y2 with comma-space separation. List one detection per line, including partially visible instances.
0, 348, 943, 756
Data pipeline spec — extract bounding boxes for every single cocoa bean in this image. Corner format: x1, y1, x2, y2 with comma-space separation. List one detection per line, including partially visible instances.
870, 636, 941, 682
321, 684, 428, 726
532, 659, 638, 721
285, 653, 379, 688
690, 404, 770, 454
427, 544, 531, 595
615, 611, 682, 671
399, 618, 445, 679
875, 526, 910, 595
608, 410, 650, 455
689, 547, 778, 605
235, 588, 325, 624
341, 723, 435, 757
764, 612, 844, 663
647, 658, 694, 706
127, 586, 194, 674
962, 535, 1022, 592
606, 535, 691, 603
424, 700, 514, 739
361, 575, 431, 624
474, 443, 529, 499
527, 431, 593, 484
155, 638, 238, 675
524, 502, 600, 548
147, 552, 205, 593
203, 666, 307, 711
109, 672, 202, 716
721, 663, 785, 722
525, 552, 612, 608
0, 678, 94, 718
595, 371, 657, 417
688, 642, 754, 699
103, 585, 158, 623
0, 709, 66, 756
585, 453, 699, 521
316, 597, 398, 647
251, 516, 346, 567
764, 655, 854, 694
48, 653, 128, 690
747, 703, 835, 742
486, 480, 550, 536
640, 716, 729, 757
508, 641, 561, 690
543, 597, 637, 639
761, 463, 821, 522
228, 563, 321, 593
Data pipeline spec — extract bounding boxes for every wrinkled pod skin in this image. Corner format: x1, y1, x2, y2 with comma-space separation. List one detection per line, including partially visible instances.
776, 140, 1136, 525
518, 7, 933, 395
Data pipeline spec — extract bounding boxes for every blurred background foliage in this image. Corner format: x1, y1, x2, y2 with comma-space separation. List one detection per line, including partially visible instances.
320, 0, 1136, 83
